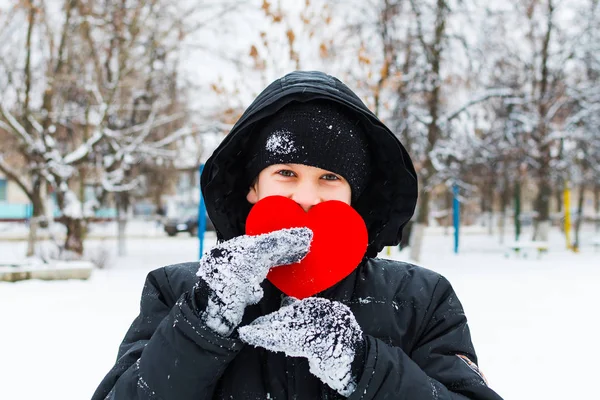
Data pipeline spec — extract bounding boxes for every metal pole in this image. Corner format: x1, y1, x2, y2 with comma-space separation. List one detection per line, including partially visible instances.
198, 164, 207, 259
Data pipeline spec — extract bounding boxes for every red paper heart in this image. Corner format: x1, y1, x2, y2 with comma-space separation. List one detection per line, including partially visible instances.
245, 196, 368, 299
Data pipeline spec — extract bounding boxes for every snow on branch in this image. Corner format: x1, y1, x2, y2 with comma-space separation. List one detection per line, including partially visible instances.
0, 103, 37, 149
407, 106, 433, 126
101, 174, 141, 193
113, 112, 185, 138
47, 159, 76, 180
544, 97, 570, 124
27, 115, 44, 135
444, 88, 515, 123
63, 129, 104, 165
149, 125, 195, 148
127, 108, 159, 151
62, 190, 98, 220
92, 107, 194, 193
134, 145, 178, 159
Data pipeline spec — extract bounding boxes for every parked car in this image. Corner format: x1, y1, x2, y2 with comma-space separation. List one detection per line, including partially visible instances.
164, 211, 215, 237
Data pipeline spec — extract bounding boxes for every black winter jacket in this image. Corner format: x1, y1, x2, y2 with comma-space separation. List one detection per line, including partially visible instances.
93, 259, 502, 400
93, 71, 503, 399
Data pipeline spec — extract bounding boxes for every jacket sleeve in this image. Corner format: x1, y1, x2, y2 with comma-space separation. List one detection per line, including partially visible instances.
349, 276, 503, 400
92, 267, 244, 400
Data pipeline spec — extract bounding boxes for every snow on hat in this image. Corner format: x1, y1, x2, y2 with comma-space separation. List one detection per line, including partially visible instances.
245, 100, 371, 202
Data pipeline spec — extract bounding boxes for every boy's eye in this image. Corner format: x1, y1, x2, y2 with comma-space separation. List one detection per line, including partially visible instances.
321, 174, 340, 181
277, 169, 296, 177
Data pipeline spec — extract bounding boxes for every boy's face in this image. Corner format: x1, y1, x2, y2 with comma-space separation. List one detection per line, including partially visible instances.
247, 163, 352, 212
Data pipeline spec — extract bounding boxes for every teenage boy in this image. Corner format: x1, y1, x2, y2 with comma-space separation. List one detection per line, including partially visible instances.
93, 71, 503, 400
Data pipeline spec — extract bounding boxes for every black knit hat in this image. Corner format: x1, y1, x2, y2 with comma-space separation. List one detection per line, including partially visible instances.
245, 100, 371, 202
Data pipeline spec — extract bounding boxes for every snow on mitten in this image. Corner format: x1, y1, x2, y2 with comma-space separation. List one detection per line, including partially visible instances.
238, 297, 363, 397
196, 228, 313, 337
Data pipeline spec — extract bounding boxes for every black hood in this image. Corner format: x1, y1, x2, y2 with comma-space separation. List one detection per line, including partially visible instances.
201, 71, 417, 257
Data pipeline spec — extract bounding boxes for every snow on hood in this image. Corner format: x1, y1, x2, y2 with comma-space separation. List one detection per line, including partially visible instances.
201, 71, 418, 257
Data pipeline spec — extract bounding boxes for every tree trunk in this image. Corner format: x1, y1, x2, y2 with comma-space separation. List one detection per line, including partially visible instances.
514, 179, 522, 242
595, 183, 600, 233
536, 174, 552, 221
533, 171, 552, 241
416, 180, 431, 225
409, 223, 426, 263
410, 181, 430, 262
555, 180, 564, 233
537, 221, 551, 243
555, 186, 563, 213
25, 183, 46, 257
532, 0, 554, 241
498, 202, 506, 244
117, 209, 127, 257
480, 184, 488, 232
64, 217, 84, 256
26, 215, 39, 257
499, 173, 511, 244
116, 193, 129, 257
407, 0, 445, 263
573, 183, 585, 251
485, 175, 495, 235
444, 189, 452, 235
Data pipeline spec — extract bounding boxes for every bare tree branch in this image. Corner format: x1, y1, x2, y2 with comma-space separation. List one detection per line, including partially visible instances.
0, 154, 33, 197
27, 115, 44, 134
150, 125, 196, 148
444, 88, 515, 122
62, 130, 104, 165
0, 103, 37, 149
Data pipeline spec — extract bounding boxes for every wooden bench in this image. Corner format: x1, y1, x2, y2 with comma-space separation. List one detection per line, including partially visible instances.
505, 241, 549, 259
0, 260, 94, 282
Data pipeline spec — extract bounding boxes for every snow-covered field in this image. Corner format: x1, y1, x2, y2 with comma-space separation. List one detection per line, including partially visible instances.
1, 225, 598, 400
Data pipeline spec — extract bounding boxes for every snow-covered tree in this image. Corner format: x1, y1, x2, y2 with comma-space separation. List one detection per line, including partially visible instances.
563, 0, 600, 243
320, 0, 514, 260
491, 0, 574, 241
0, 1, 217, 257
472, 0, 597, 242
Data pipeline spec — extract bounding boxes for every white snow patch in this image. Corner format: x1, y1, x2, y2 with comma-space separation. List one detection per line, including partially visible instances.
265, 131, 297, 155
61, 191, 97, 219
103, 155, 115, 168
62, 191, 83, 219
1, 227, 599, 399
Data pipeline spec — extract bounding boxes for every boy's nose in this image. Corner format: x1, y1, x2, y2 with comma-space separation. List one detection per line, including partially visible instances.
290, 184, 321, 212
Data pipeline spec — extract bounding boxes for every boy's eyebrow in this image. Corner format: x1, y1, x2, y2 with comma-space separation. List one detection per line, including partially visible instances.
274, 163, 342, 177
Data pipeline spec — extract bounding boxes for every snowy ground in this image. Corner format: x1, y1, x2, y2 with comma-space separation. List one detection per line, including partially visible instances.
0, 219, 171, 241
0, 224, 599, 400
